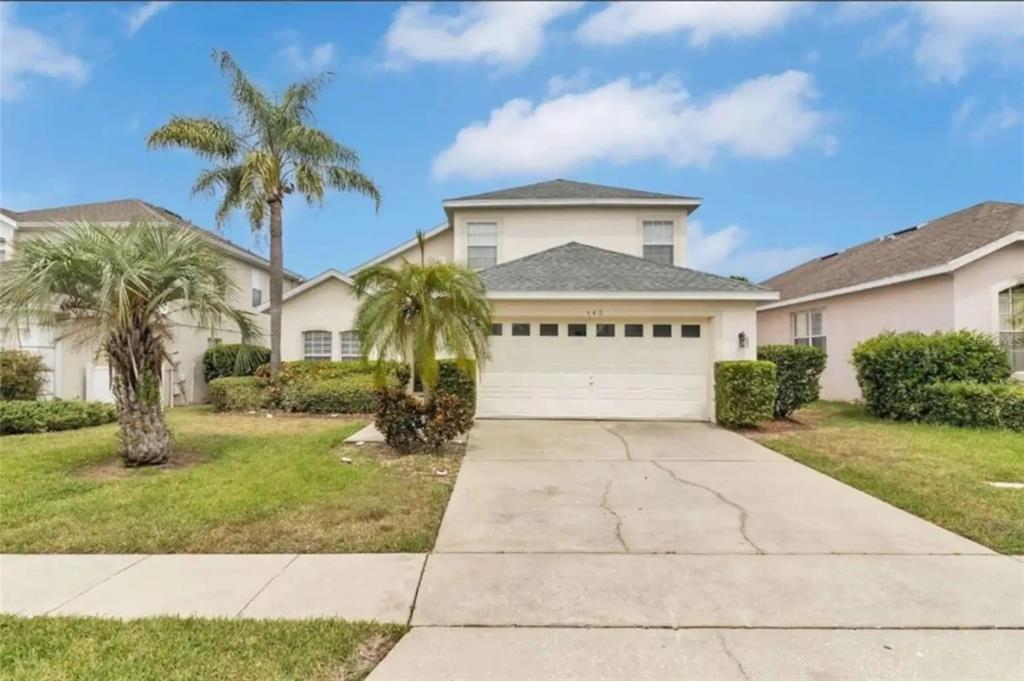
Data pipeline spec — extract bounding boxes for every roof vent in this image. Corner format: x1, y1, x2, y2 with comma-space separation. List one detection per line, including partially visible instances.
819, 252, 839, 260
884, 224, 920, 240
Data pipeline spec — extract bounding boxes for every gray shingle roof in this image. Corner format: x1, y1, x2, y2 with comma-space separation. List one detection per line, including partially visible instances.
762, 201, 1023, 302
480, 242, 768, 294
447, 179, 699, 202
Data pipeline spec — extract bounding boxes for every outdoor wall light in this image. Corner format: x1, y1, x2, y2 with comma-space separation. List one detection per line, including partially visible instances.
738, 331, 748, 349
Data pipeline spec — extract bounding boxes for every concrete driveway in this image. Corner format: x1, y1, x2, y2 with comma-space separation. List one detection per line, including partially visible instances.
371, 420, 1024, 680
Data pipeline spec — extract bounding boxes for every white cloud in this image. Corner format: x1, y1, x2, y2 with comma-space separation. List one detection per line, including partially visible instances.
577, 1, 801, 47
688, 220, 821, 280
385, 1, 582, 67
126, 1, 170, 36
952, 96, 1023, 143
912, 2, 1024, 83
433, 71, 831, 179
0, 4, 88, 100
279, 42, 335, 71
546, 68, 593, 96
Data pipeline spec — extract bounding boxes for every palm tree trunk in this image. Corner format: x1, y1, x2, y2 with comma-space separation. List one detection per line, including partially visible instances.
405, 334, 415, 394
108, 338, 171, 466
268, 198, 284, 378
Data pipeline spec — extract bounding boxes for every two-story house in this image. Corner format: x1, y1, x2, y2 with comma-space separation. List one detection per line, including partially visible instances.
0, 199, 303, 405
268, 180, 778, 421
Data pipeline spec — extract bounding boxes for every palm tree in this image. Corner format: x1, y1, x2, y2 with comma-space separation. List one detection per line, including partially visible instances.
147, 50, 380, 377
353, 234, 492, 394
0, 223, 257, 466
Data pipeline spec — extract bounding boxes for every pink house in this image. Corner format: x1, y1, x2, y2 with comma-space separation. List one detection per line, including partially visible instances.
757, 202, 1023, 400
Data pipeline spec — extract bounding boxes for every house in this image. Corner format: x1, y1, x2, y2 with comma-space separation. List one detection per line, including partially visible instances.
267, 179, 778, 420
0, 199, 303, 404
758, 201, 1024, 400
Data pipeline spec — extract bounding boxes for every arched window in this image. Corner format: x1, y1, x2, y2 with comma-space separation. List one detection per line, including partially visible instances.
999, 284, 1024, 371
302, 330, 332, 361
339, 330, 361, 361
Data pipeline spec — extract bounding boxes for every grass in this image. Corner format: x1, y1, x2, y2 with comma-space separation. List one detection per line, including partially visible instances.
749, 401, 1024, 554
0, 407, 461, 553
0, 615, 405, 681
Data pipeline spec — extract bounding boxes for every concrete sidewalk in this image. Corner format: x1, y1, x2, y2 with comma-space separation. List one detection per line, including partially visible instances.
0, 553, 424, 623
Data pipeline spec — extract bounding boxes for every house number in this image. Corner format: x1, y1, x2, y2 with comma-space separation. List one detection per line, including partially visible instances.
586, 309, 603, 317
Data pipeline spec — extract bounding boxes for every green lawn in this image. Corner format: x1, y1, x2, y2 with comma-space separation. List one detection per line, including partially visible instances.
0, 407, 460, 553
0, 615, 405, 681
750, 401, 1024, 554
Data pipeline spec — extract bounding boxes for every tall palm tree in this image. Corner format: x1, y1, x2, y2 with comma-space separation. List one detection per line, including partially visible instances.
147, 50, 380, 377
353, 235, 492, 394
0, 223, 257, 466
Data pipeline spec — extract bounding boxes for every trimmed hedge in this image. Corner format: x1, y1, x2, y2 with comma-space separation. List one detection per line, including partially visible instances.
202, 344, 271, 382
714, 360, 777, 428
0, 349, 48, 401
923, 382, 1024, 431
852, 331, 1011, 420
0, 400, 117, 435
395, 360, 477, 411
373, 388, 474, 452
278, 374, 378, 414
208, 377, 271, 412
757, 345, 826, 418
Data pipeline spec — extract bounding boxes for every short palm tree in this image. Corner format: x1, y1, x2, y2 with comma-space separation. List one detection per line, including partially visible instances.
353, 236, 492, 393
0, 223, 257, 466
147, 50, 380, 377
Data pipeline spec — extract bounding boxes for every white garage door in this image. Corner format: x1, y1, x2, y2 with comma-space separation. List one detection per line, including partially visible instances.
478, 320, 709, 420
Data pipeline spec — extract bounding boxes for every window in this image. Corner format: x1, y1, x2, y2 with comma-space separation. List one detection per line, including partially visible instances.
625, 324, 644, 338
467, 221, 498, 269
251, 288, 263, 307
303, 330, 332, 360
596, 323, 615, 337
793, 309, 826, 350
340, 330, 361, 361
490, 323, 503, 336
652, 324, 672, 338
680, 324, 701, 338
567, 323, 587, 337
512, 323, 531, 336
207, 337, 222, 347
250, 267, 264, 308
643, 220, 674, 265
539, 323, 559, 337
999, 284, 1024, 372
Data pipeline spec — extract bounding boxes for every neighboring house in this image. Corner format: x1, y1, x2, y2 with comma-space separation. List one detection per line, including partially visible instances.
0, 199, 302, 404
758, 201, 1024, 400
266, 179, 777, 421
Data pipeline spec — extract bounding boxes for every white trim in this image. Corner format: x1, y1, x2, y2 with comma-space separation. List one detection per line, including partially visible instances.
443, 198, 701, 209
347, 222, 449, 275
486, 290, 779, 301
759, 232, 1024, 311
258, 268, 354, 313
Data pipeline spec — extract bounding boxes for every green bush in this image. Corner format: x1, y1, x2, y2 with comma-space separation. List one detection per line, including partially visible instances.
996, 384, 1024, 431
278, 374, 377, 414
0, 349, 48, 400
924, 382, 1024, 431
852, 331, 1011, 420
757, 345, 827, 418
202, 344, 271, 382
0, 399, 117, 435
422, 391, 474, 451
374, 388, 425, 453
714, 360, 777, 428
208, 377, 270, 412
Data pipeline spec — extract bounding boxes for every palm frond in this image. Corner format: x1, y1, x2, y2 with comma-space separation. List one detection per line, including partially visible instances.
211, 49, 274, 133
147, 116, 239, 160
326, 166, 382, 212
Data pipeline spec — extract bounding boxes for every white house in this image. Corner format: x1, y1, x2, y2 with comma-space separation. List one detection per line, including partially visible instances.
266, 180, 778, 421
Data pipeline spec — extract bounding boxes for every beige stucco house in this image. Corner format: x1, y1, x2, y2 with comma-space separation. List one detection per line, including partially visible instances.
0, 199, 302, 404
266, 180, 777, 421
758, 201, 1024, 400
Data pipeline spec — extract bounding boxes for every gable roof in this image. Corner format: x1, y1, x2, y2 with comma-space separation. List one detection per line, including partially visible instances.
760, 201, 1023, 309
443, 179, 701, 211
480, 241, 776, 300
347, 222, 449, 275
257, 268, 352, 313
2, 199, 303, 281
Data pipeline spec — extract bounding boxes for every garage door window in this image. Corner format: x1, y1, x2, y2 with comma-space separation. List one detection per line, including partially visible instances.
596, 323, 615, 337
490, 323, 503, 336
512, 323, 531, 336
567, 323, 587, 337
680, 324, 701, 338
625, 324, 643, 337
652, 324, 672, 338
539, 323, 559, 337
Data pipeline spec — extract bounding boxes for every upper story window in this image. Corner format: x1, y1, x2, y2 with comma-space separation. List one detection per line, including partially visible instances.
793, 309, 826, 351
250, 267, 264, 308
339, 330, 361, 361
467, 221, 498, 269
303, 330, 332, 361
642, 220, 674, 266
999, 284, 1024, 372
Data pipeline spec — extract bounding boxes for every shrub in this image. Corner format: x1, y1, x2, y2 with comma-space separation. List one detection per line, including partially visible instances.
996, 384, 1024, 432
714, 360, 777, 428
422, 391, 474, 451
202, 344, 271, 382
436, 360, 476, 415
278, 374, 377, 414
757, 345, 827, 418
0, 399, 117, 435
208, 377, 270, 412
852, 331, 1011, 420
924, 382, 1024, 431
373, 387, 474, 453
0, 350, 48, 400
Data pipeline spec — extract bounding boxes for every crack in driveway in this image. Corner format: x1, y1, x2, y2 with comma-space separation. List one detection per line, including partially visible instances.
599, 423, 633, 460
650, 461, 765, 554
599, 479, 630, 552
714, 630, 752, 680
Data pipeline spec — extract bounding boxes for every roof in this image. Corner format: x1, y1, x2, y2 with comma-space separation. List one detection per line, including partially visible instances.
1, 199, 303, 281
761, 201, 1024, 308
347, 222, 449, 275
480, 241, 776, 300
443, 179, 701, 211
257, 269, 353, 313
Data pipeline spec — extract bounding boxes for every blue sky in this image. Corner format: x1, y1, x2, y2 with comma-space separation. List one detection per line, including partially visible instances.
2, 1, 1022, 281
